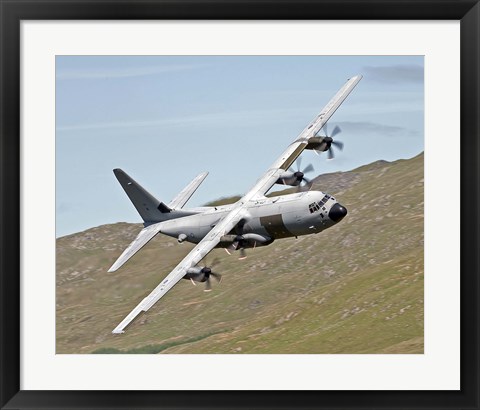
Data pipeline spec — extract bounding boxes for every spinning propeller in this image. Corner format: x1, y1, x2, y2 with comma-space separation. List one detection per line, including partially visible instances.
201, 264, 222, 292
316, 123, 344, 159
226, 219, 248, 260
224, 220, 269, 260
186, 257, 222, 292
289, 157, 314, 191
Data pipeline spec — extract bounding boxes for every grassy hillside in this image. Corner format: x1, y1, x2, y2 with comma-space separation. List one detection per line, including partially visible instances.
56, 153, 424, 354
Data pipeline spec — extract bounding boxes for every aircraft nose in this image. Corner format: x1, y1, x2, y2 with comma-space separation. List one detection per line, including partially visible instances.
329, 203, 347, 222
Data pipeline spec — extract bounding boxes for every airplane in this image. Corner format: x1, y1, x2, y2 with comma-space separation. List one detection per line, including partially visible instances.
109, 75, 362, 334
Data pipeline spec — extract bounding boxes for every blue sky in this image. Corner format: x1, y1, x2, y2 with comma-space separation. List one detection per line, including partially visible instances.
56, 56, 424, 237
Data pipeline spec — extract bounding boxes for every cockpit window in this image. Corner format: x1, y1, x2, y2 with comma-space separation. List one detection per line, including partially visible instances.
317, 194, 330, 207
309, 200, 326, 214
309, 202, 320, 213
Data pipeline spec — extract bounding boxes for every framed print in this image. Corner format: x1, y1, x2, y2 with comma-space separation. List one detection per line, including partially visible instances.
1, 0, 479, 409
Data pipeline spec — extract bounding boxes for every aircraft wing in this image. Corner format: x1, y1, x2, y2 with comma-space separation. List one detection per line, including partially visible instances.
168, 172, 208, 209
112, 204, 247, 333
243, 75, 362, 201
108, 223, 163, 272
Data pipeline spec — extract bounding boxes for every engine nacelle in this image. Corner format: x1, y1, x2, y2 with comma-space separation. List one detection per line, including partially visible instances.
275, 171, 302, 186
305, 136, 331, 152
220, 234, 240, 243
241, 233, 270, 243
305, 136, 323, 149
183, 266, 206, 282
220, 233, 271, 247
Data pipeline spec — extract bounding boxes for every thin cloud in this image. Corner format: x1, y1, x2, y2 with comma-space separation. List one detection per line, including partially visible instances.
363, 65, 424, 83
337, 121, 419, 137
57, 112, 421, 138
56, 64, 207, 80
56, 107, 305, 132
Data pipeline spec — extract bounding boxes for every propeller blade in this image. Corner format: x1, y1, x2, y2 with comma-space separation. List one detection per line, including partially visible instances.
330, 125, 342, 138
323, 123, 328, 136
190, 278, 197, 286
210, 257, 221, 269
318, 141, 328, 152
228, 241, 240, 251
238, 248, 247, 260
302, 163, 314, 174
332, 140, 344, 150
210, 272, 222, 283
235, 219, 246, 235
296, 157, 302, 172
297, 178, 313, 192
204, 278, 212, 292
327, 148, 334, 160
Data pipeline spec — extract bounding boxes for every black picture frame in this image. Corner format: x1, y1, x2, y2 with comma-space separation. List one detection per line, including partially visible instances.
1, 1, 479, 409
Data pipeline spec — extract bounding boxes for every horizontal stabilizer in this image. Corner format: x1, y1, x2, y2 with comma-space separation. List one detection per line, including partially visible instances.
168, 172, 208, 209
108, 223, 163, 272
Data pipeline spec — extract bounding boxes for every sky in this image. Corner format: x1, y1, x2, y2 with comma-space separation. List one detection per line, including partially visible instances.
56, 56, 424, 237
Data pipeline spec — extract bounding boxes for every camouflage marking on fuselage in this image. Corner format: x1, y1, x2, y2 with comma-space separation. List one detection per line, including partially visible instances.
156, 190, 345, 247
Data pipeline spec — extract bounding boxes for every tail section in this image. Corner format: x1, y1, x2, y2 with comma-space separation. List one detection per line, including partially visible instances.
111, 169, 209, 271
114, 169, 187, 224
114, 168, 172, 223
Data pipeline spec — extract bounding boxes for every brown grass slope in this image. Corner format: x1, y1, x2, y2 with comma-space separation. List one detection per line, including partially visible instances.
56, 153, 424, 354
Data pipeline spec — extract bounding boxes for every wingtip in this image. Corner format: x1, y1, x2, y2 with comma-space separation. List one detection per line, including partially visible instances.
107, 263, 118, 273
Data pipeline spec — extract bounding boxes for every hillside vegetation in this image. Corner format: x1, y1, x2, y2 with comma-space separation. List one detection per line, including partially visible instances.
56, 153, 424, 354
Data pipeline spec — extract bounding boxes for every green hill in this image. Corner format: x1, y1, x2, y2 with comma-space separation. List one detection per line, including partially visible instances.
56, 153, 424, 354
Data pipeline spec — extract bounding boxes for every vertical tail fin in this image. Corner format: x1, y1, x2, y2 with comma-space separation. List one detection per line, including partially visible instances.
113, 169, 172, 223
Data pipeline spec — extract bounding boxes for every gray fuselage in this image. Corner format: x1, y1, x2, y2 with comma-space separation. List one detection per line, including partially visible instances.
156, 190, 347, 248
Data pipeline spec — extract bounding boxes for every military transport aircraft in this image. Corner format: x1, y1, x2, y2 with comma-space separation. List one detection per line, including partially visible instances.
109, 75, 362, 333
